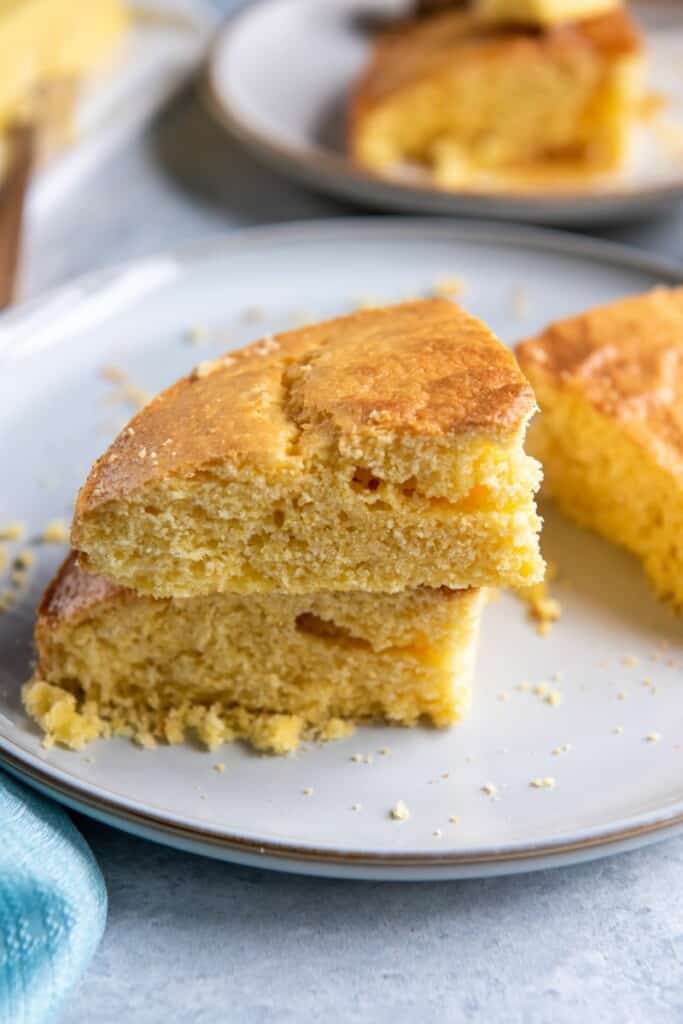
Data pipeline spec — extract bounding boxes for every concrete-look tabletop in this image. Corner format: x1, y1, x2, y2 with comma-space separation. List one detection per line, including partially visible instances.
19, 3, 683, 1020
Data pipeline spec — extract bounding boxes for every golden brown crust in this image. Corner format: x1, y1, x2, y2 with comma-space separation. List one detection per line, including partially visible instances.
73, 299, 535, 521
351, 7, 642, 120
516, 286, 683, 478
37, 552, 126, 630
37, 553, 473, 636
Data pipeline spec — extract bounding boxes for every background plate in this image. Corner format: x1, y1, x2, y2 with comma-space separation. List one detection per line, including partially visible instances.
205, 0, 683, 225
1, 219, 682, 880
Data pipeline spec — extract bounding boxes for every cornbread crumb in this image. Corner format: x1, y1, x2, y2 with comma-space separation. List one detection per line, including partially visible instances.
545, 689, 563, 707
517, 681, 531, 692
433, 274, 467, 299
433, 829, 443, 838
613, 726, 624, 735
533, 683, 549, 697
390, 800, 410, 821
552, 743, 572, 756
319, 717, 355, 742
0, 547, 6, 572
622, 655, 639, 667
351, 803, 362, 811
481, 782, 498, 798
517, 562, 561, 635
0, 590, 16, 612
101, 366, 151, 411
302, 787, 314, 797
11, 570, 27, 588
645, 732, 661, 743
378, 747, 392, 756
16, 549, 36, 569
0, 522, 25, 541
617, 690, 627, 701
42, 520, 69, 544
213, 762, 225, 773
530, 776, 556, 789
448, 815, 459, 824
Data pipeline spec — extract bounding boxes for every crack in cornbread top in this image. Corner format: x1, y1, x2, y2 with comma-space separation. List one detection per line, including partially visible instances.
352, 7, 642, 113
75, 299, 535, 514
516, 287, 683, 478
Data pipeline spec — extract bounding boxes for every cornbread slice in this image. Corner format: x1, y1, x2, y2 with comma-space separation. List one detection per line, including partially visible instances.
72, 300, 543, 597
23, 554, 487, 755
0, 0, 128, 139
350, 9, 643, 187
476, 0, 619, 28
516, 286, 683, 609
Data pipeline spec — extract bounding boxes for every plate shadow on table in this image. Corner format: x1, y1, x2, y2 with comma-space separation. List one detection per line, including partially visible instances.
149, 87, 356, 225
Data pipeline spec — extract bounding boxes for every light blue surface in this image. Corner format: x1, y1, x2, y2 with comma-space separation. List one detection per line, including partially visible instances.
10, 0, 683, 1020
0, 773, 106, 1024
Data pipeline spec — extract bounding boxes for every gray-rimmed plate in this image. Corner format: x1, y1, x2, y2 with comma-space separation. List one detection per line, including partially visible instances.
204, 0, 683, 226
1, 219, 682, 880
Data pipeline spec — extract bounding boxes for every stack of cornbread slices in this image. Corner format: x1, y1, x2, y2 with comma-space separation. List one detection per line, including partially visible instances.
24, 299, 544, 754
350, 0, 644, 189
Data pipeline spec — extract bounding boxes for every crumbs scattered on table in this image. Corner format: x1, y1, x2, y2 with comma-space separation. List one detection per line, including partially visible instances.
448, 815, 459, 824
516, 562, 561, 635
612, 726, 624, 735
41, 520, 69, 544
0, 547, 6, 573
351, 803, 362, 811
432, 829, 443, 838
0, 591, 16, 613
390, 799, 410, 821
617, 690, 627, 701
645, 732, 661, 743
302, 787, 314, 797
213, 762, 225, 774
378, 747, 392, 756
545, 689, 563, 707
530, 776, 556, 790
350, 752, 373, 764
481, 782, 498, 798
621, 655, 639, 667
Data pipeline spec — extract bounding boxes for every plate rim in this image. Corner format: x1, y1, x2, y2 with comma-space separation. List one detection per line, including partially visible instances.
202, 0, 683, 222
1, 216, 683, 876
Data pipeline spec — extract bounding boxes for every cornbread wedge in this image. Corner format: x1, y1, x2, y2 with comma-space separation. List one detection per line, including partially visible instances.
24, 554, 486, 754
516, 286, 683, 609
0, 0, 128, 151
72, 300, 543, 597
350, 8, 643, 187
477, 0, 619, 28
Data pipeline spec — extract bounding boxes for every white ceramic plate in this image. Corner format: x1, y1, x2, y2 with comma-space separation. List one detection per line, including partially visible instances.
26, 0, 216, 222
1, 219, 682, 880
204, 0, 683, 225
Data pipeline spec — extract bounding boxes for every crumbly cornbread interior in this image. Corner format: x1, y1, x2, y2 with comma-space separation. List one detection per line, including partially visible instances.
476, 0, 619, 28
350, 9, 643, 187
517, 287, 683, 609
72, 300, 543, 598
24, 556, 486, 754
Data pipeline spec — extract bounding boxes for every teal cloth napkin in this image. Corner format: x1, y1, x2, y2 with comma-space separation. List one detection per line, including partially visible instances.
0, 772, 106, 1024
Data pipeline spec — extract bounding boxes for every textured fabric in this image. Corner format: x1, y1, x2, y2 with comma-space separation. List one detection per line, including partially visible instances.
0, 772, 106, 1024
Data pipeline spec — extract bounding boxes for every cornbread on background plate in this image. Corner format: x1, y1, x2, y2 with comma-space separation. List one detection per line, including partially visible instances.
0, 0, 128, 167
24, 554, 486, 755
516, 286, 683, 609
72, 299, 544, 599
350, 7, 644, 189
477, 0, 619, 28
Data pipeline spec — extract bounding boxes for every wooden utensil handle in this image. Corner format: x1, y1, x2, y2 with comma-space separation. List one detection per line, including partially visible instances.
0, 125, 35, 310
